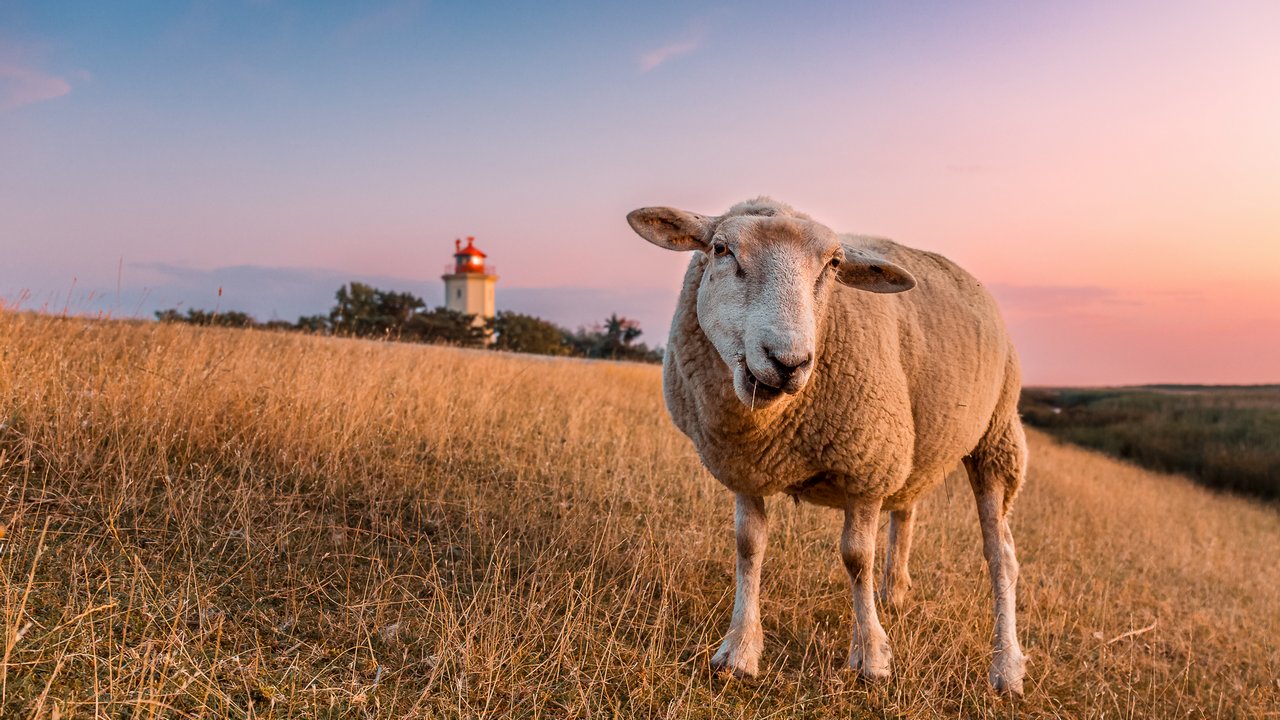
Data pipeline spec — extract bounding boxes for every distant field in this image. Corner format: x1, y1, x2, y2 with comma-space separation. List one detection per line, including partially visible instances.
1021, 386, 1280, 500
1, 312, 1278, 718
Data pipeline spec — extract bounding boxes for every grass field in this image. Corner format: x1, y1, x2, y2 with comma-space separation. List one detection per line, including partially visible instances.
1, 311, 1278, 718
1021, 386, 1280, 500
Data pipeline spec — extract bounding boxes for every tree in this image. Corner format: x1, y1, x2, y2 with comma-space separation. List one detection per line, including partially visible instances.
294, 315, 330, 333
155, 308, 184, 323
489, 311, 570, 355
329, 282, 425, 337
565, 314, 663, 362
405, 307, 488, 347
154, 308, 257, 328
377, 289, 428, 332
329, 282, 378, 335
601, 314, 643, 359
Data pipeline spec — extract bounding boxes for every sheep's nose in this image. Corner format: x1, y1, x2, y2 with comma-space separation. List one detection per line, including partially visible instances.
764, 346, 812, 385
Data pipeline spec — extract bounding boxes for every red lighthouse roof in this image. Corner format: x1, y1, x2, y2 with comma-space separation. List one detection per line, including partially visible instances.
454, 236, 486, 259
452, 236, 489, 274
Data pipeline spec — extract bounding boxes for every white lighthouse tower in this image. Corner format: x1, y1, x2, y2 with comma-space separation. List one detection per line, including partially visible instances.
442, 236, 497, 320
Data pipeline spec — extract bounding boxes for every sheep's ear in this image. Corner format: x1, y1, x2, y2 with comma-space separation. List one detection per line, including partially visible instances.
626, 207, 713, 252
837, 245, 916, 293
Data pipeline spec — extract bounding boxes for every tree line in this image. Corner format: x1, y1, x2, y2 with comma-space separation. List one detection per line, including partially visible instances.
155, 282, 663, 363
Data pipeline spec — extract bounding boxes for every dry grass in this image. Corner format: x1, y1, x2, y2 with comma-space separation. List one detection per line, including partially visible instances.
1, 311, 1277, 719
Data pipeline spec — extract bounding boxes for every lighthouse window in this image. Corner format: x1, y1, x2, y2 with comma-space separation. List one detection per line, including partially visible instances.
456, 289, 462, 299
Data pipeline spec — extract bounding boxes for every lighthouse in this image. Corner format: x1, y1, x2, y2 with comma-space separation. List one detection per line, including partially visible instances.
442, 236, 498, 320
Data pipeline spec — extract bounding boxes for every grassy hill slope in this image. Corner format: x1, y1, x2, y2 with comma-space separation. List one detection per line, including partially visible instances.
1, 312, 1277, 718
1021, 386, 1280, 500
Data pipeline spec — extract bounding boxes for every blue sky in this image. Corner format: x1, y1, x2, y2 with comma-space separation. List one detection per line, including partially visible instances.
3, 1, 1279, 382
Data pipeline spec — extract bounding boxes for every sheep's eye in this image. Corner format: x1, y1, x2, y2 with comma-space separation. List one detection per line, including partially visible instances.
829, 257, 841, 269
712, 242, 729, 257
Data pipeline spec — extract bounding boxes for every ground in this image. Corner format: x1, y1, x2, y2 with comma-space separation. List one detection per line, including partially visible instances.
1, 312, 1277, 718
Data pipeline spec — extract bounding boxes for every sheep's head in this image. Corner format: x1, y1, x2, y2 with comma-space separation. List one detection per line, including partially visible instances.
627, 198, 915, 409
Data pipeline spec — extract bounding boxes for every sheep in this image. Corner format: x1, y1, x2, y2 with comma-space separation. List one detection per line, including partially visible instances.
626, 197, 1028, 694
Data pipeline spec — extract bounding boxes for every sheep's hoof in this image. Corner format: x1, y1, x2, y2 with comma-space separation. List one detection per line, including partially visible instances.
849, 640, 893, 682
710, 652, 758, 679
876, 583, 911, 610
990, 652, 1027, 696
710, 635, 761, 679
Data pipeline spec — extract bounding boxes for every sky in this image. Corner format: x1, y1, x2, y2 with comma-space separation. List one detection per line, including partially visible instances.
1, 0, 1277, 385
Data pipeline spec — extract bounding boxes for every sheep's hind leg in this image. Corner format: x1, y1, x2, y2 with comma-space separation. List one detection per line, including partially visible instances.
842, 496, 892, 680
711, 493, 768, 678
964, 418, 1028, 695
878, 505, 916, 608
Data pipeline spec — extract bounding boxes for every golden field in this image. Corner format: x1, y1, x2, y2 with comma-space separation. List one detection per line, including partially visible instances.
1, 311, 1277, 719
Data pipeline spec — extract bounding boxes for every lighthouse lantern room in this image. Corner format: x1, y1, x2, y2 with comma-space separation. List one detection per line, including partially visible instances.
442, 236, 498, 320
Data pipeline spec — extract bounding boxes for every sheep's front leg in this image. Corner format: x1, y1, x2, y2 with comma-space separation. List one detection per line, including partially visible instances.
843, 497, 892, 680
878, 506, 916, 608
711, 493, 767, 678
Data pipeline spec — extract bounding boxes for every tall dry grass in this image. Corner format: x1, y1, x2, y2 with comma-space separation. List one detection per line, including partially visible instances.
0, 311, 1277, 718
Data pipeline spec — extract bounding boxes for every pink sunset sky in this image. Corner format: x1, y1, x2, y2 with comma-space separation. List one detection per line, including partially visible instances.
1, 1, 1277, 385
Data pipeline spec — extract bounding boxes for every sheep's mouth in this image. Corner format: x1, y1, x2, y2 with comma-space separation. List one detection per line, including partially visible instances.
740, 364, 785, 405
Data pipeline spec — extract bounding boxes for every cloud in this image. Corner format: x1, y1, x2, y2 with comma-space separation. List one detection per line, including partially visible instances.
639, 40, 701, 72
985, 283, 1142, 318
340, 0, 428, 44
639, 25, 706, 73
0, 62, 72, 112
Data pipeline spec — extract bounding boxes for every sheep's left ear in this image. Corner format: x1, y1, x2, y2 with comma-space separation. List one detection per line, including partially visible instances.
626, 207, 714, 252
837, 245, 916, 293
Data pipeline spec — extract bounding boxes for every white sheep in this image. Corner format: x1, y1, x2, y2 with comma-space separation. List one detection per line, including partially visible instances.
627, 197, 1028, 694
